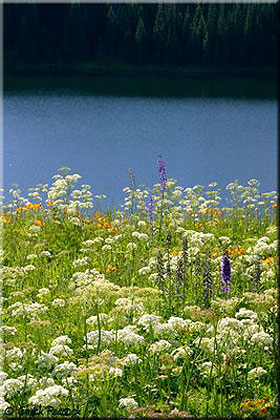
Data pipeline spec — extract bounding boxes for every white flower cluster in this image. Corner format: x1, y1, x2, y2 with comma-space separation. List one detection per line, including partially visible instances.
116, 326, 145, 346
248, 236, 277, 258
86, 313, 108, 327
122, 353, 142, 366
29, 385, 69, 408
53, 362, 78, 378
73, 257, 90, 268
149, 340, 172, 354
132, 231, 149, 242
36, 351, 59, 370
118, 397, 138, 411
52, 298, 66, 308
69, 268, 105, 290
49, 336, 73, 358
248, 367, 267, 379
171, 346, 193, 360
8, 302, 49, 319
196, 309, 273, 356
137, 314, 162, 331
0, 325, 17, 338
137, 314, 187, 337
37, 287, 51, 298
86, 330, 114, 348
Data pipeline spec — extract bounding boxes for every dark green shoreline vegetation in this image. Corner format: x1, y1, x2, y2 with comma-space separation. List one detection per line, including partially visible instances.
4, 72, 276, 100
4, 3, 277, 76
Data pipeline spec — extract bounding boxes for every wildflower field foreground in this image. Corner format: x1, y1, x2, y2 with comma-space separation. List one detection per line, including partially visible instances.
0, 165, 279, 418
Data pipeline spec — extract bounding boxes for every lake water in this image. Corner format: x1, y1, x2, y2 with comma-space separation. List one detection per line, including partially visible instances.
4, 76, 277, 208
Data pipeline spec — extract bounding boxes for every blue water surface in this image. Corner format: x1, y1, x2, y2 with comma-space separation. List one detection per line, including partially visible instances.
4, 89, 277, 208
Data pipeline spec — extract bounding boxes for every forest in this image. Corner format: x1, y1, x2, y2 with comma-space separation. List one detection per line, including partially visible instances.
4, 3, 277, 71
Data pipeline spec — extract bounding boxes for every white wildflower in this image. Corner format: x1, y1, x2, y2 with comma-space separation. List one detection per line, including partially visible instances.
118, 397, 138, 411
149, 340, 172, 355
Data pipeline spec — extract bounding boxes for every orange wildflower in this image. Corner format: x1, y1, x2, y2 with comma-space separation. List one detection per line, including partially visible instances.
227, 247, 246, 257
16, 207, 25, 213
213, 211, 222, 217
170, 251, 179, 257
241, 397, 273, 416
35, 220, 45, 227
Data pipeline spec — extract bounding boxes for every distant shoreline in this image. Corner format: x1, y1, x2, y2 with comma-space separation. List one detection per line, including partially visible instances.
4, 63, 276, 80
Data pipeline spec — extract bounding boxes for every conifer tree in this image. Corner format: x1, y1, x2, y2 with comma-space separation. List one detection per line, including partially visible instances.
135, 16, 147, 64
152, 5, 167, 63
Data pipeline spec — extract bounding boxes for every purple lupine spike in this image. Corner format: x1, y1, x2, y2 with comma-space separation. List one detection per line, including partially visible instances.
148, 193, 154, 223
175, 258, 185, 300
203, 267, 213, 302
157, 155, 167, 190
252, 257, 261, 291
222, 254, 231, 299
148, 193, 156, 239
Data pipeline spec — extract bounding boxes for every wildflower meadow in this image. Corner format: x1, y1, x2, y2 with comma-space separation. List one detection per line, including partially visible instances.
0, 160, 278, 418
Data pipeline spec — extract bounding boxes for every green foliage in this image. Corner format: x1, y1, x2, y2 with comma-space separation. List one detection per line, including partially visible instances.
1, 169, 278, 417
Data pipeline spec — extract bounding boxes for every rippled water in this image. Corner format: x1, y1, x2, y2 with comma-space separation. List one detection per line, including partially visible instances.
4, 76, 277, 207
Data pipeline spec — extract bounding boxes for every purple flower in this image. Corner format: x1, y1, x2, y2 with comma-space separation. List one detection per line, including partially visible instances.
148, 193, 156, 239
148, 193, 154, 223
203, 263, 213, 302
175, 258, 185, 300
157, 155, 167, 190
222, 254, 231, 299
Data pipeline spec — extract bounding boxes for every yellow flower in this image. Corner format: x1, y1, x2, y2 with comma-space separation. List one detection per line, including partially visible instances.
85, 219, 93, 225
106, 265, 118, 273
1, 216, 11, 223
261, 256, 277, 265
35, 220, 45, 227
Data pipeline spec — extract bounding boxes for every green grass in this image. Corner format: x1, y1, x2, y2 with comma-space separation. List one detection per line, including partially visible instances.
0, 169, 278, 418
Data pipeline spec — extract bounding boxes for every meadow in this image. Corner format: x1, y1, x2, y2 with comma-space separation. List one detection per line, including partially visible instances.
0, 161, 278, 418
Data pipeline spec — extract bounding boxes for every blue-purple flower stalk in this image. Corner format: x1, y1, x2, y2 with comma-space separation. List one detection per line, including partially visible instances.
175, 258, 185, 301
157, 155, 167, 190
203, 266, 213, 302
222, 254, 231, 298
148, 193, 155, 240
148, 193, 154, 223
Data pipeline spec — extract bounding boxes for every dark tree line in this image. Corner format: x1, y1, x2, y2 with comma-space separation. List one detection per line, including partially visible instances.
4, 3, 277, 69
